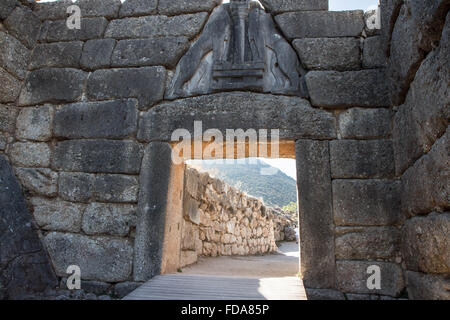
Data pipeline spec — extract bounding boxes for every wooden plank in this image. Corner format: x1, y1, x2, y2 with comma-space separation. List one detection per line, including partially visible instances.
124, 275, 306, 300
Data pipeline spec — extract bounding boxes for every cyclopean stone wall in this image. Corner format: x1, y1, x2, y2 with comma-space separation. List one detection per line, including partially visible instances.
0, 0, 447, 300
180, 167, 295, 268
384, 0, 450, 300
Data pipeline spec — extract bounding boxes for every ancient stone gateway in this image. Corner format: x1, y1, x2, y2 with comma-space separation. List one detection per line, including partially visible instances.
0, 0, 448, 300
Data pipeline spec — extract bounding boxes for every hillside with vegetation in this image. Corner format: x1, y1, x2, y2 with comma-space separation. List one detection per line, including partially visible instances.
188, 159, 297, 208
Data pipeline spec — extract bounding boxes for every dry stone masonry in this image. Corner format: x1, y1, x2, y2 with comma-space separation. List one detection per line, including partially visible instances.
0, 0, 448, 300
180, 167, 295, 268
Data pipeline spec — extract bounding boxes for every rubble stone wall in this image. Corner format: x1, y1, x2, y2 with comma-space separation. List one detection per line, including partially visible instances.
180, 167, 295, 268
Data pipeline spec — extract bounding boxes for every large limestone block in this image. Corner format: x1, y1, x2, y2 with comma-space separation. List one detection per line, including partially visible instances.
82, 203, 137, 237
0, 31, 30, 80
54, 99, 138, 139
16, 105, 53, 141
336, 261, 404, 297
338, 108, 392, 139
43, 18, 108, 42
306, 69, 390, 108
333, 179, 401, 226
30, 197, 84, 233
138, 92, 336, 142
275, 11, 364, 39
335, 227, 400, 260
30, 42, 83, 70
293, 38, 361, 71
330, 140, 395, 178
402, 213, 450, 274
86, 67, 166, 110
44, 232, 133, 282
158, 0, 221, 15
105, 13, 208, 40
52, 140, 143, 174
111, 37, 190, 69
401, 130, 449, 217
34, 0, 121, 20
19, 68, 87, 106
406, 271, 450, 300
261, 0, 328, 13
295, 140, 335, 289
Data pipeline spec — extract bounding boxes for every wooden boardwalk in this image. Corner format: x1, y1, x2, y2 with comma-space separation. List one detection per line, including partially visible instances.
124, 274, 306, 300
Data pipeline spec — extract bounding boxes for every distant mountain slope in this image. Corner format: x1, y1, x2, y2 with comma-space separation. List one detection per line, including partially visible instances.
188, 159, 297, 208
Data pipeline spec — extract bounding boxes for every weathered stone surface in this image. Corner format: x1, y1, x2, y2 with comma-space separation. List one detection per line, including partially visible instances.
58, 172, 93, 203
14, 168, 57, 197
111, 37, 189, 68
304, 288, 345, 300
134, 142, 172, 281
0, 134, 7, 151
54, 100, 138, 139
306, 70, 390, 108
92, 174, 139, 203
0, 67, 21, 103
261, 0, 328, 13
402, 213, 450, 274
401, 130, 449, 217
4, 6, 41, 49
105, 13, 208, 39
86, 67, 166, 110
9, 142, 50, 167
336, 261, 404, 296
295, 140, 335, 289
16, 105, 53, 141
34, 0, 121, 20
393, 23, 449, 174
80, 280, 112, 296
335, 227, 400, 260
0, 0, 16, 20
80, 38, 115, 70
30, 42, 83, 70
406, 271, 450, 300
82, 203, 136, 237
180, 250, 198, 267
114, 281, 142, 298
139, 92, 336, 142
119, 0, 157, 17
30, 197, 83, 232
388, 1, 449, 105
333, 179, 401, 226
0, 31, 30, 80
338, 108, 392, 139
58, 172, 138, 203
0, 104, 17, 133
330, 140, 395, 178
44, 232, 133, 282
275, 11, 364, 39
158, 0, 221, 15
293, 38, 361, 71
19, 68, 87, 106
44, 18, 108, 42
380, 0, 403, 46
363, 36, 387, 68
52, 140, 142, 174
0, 155, 57, 299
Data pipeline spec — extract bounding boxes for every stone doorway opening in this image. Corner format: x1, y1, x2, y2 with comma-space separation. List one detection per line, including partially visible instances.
134, 134, 336, 294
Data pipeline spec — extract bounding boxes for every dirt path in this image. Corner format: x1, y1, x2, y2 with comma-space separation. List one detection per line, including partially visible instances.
179, 241, 299, 278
